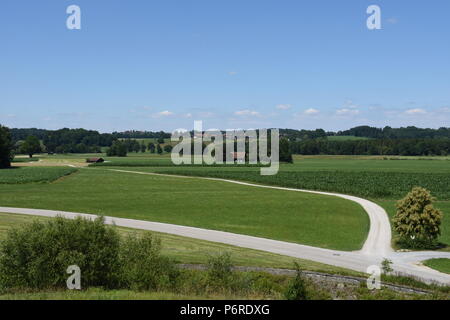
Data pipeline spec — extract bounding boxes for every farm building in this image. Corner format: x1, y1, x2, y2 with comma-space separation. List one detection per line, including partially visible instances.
230, 152, 246, 163
86, 157, 104, 163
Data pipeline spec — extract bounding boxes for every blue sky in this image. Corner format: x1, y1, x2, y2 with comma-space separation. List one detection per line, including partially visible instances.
1, 0, 450, 132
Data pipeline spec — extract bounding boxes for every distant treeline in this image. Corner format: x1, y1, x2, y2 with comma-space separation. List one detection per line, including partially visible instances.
8, 125, 450, 156
290, 138, 450, 156
279, 126, 450, 141
10, 128, 170, 154
112, 130, 171, 139
10, 128, 114, 154
335, 126, 450, 139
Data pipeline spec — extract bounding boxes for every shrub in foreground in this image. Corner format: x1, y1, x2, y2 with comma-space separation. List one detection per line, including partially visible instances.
284, 263, 309, 300
119, 233, 179, 291
206, 252, 234, 287
0, 216, 180, 292
0, 216, 121, 290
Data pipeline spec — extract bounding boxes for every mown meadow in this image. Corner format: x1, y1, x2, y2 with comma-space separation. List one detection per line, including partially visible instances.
423, 259, 450, 275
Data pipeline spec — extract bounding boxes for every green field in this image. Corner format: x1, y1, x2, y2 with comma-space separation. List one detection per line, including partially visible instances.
0, 167, 77, 184
11, 157, 39, 163
101, 154, 450, 200
102, 154, 450, 247
0, 167, 369, 251
146, 168, 450, 200
2, 153, 450, 250
423, 259, 450, 274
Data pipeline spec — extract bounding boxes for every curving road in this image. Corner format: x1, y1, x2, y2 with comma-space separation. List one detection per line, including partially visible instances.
1, 168, 449, 285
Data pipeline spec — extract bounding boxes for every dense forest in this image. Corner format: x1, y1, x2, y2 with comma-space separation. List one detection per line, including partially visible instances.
7, 126, 450, 156
290, 138, 450, 156
335, 125, 450, 139
9, 128, 167, 154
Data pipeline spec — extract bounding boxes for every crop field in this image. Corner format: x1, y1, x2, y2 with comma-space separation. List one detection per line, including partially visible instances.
144, 168, 450, 200
0, 167, 78, 184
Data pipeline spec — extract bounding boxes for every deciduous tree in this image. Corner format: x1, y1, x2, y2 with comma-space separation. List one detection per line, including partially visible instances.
20, 135, 41, 158
279, 138, 293, 163
393, 187, 443, 247
0, 125, 13, 168
148, 143, 156, 154
107, 140, 127, 157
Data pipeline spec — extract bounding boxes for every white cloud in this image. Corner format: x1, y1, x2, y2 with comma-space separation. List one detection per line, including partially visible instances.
344, 100, 359, 109
234, 109, 260, 117
304, 108, 319, 115
387, 17, 398, 24
405, 108, 426, 115
228, 71, 238, 76
336, 108, 360, 116
156, 110, 174, 117
276, 104, 292, 110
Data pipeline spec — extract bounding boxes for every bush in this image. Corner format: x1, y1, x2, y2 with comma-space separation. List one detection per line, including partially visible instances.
393, 187, 443, 248
119, 233, 179, 291
0, 216, 121, 290
381, 258, 393, 274
284, 263, 309, 300
163, 145, 173, 153
206, 252, 234, 287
